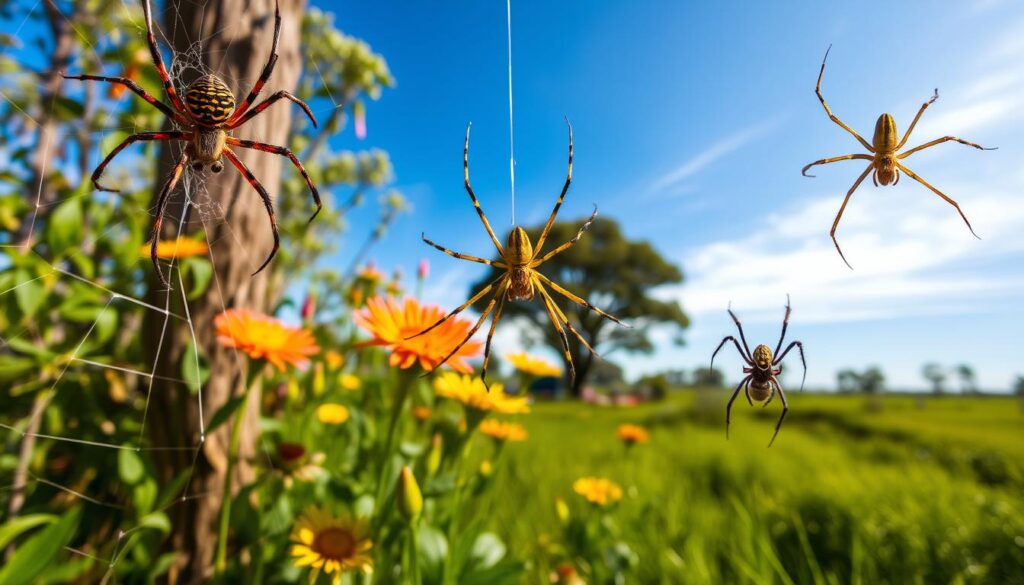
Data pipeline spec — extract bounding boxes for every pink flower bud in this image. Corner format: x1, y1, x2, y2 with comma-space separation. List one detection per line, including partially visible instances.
418, 259, 429, 280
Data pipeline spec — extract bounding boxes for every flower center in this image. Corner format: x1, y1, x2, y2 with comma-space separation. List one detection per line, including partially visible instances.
313, 527, 356, 560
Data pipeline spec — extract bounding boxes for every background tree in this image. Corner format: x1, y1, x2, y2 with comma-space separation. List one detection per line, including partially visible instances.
692, 366, 724, 388
135, 1, 394, 577
922, 363, 947, 395
469, 217, 688, 397
956, 363, 978, 394
859, 366, 886, 394
1014, 375, 1024, 397
837, 368, 861, 393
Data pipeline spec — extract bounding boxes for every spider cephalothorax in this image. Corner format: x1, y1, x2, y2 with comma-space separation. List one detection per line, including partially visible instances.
408, 121, 628, 385
710, 297, 806, 447
63, 0, 321, 288
802, 46, 995, 269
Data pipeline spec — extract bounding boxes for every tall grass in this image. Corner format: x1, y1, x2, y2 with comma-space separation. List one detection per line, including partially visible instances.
483, 392, 1024, 584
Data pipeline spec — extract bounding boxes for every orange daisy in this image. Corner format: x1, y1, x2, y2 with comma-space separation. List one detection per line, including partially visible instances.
142, 236, 209, 259
214, 308, 319, 371
353, 297, 481, 374
478, 419, 528, 442
616, 424, 650, 445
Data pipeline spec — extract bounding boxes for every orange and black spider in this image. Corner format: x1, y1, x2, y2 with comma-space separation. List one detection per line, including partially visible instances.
63, 0, 321, 288
710, 297, 806, 447
408, 121, 628, 385
802, 46, 995, 269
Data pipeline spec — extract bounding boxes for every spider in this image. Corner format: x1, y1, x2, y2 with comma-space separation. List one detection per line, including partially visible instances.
63, 0, 321, 288
802, 46, 995, 269
710, 296, 806, 447
408, 121, 628, 385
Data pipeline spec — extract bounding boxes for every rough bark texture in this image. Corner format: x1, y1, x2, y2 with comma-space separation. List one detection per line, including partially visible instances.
141, 1, 305, 581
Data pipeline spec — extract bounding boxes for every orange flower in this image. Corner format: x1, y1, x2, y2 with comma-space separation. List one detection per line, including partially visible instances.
616, 424, 649, 445
354, 297, 481, 374
412, 405, 432, 422
142, 236, 209, 259
479, 419, 528, 442
215, 308, 319, 371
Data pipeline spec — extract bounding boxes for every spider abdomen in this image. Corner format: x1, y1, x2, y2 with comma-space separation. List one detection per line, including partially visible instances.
185, 75, 236, 127
749, 379, 773, 402
872, 113, 898, 152
507, 268, 535, 301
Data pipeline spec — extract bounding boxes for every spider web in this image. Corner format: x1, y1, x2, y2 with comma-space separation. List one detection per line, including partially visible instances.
0, 0, 346, 578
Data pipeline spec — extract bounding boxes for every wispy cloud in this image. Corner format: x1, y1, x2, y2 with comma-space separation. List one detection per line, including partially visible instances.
648, 116, 786, 194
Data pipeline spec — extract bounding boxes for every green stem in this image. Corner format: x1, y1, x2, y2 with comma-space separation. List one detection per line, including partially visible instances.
442, 430, 476, 585
408, 523, 422, 585
215, 373, 258, 575
373, 368, 416, 522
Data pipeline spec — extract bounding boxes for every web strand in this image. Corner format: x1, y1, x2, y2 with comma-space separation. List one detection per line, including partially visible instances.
506, 0, 516, 226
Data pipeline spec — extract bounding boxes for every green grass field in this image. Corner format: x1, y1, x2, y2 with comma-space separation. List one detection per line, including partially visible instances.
482, 391, 1024, 584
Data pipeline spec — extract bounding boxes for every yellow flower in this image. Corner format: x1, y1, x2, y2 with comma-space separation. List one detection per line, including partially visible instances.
317, 403, 350, 425
616, 424, 649, 445
325, 350, 345, 369
573, 477, 623, 506
290, 506, 373, 580
340, 373, 362, 391
214, 308, 319, 372
505, 352, 562, 378
354, 297, 482, 374
478, 419, 528, 442
434, 372, 529, 415
142, 235, 209, 259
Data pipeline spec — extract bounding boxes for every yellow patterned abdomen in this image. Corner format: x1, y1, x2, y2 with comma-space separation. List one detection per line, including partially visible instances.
185, 75, 235, 127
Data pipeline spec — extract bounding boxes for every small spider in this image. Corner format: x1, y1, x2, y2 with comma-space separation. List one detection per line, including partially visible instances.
63, 0, 321, 288
802, 46, 995, 269
710, 296, 806, 447
408, 121, 628, 385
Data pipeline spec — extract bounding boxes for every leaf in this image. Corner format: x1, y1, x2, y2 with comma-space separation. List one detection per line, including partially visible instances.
12, 269, 44, 318
0, 354, 37, 383
469, 532, 506, 570
46, 197, 83, 255
461, 560, 527, 585
52, 95, 84, 121
118, 448, 145, 484
205, 393, 248, 435
0, 507, 81, 585
0, 514, 58, 550
136, 511, 171, 535
180, 340, 209, 395
182, 257, 213, 300
418, 524, 448, 582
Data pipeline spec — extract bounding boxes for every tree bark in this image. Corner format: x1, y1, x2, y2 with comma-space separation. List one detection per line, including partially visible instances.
141, 1, 305, 581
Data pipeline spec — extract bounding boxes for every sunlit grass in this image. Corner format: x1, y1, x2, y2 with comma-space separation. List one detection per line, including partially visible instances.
485, 391, 1024, 583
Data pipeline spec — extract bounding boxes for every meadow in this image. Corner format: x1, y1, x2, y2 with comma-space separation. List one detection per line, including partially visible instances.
486, 391, 1024, 584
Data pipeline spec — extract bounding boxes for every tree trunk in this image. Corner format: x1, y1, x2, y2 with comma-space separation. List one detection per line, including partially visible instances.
141, 1, 305, 581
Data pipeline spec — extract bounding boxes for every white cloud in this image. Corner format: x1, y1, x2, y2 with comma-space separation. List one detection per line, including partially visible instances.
648, 116, 785, 194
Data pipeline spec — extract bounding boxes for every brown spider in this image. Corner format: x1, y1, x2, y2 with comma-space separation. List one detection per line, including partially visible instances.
710, 296, 806, 447
408, 121, 628, 385
63, 0, 321, 288
802, 46, 996, 269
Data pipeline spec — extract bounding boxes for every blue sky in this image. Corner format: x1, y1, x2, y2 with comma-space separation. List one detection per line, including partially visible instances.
319, 0, 1024, 391
4, 1, 1022, 391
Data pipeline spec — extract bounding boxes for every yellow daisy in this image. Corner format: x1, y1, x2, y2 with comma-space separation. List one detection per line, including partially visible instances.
573, 477, 623, 506
290, 506, 373, 581
433, 372, 529, 415
505, 352, 562, 378
339, 373, 362, 391
317, 403, 350, 425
